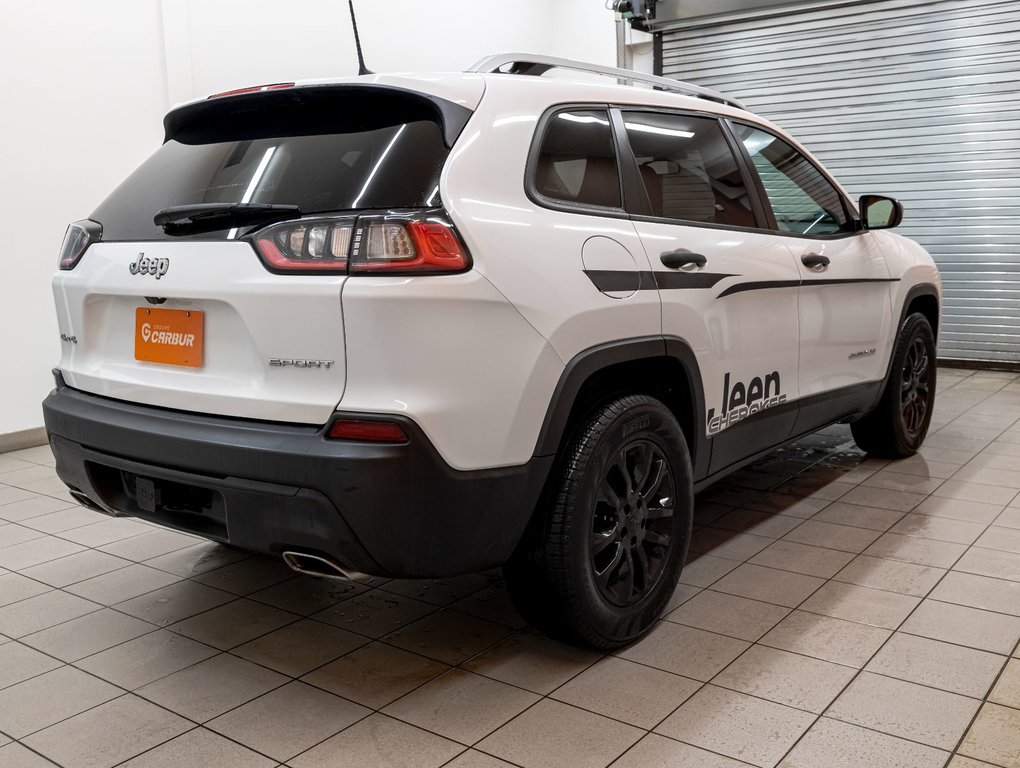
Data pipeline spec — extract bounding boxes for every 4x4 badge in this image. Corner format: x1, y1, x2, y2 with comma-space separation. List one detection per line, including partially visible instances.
128, 254, 169, 279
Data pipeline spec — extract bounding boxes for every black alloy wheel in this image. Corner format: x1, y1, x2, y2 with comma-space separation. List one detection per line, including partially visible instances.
900, 336, 931, 439
591, 441, 675, 607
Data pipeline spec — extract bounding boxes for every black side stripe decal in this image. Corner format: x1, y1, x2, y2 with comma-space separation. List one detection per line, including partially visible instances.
716, 277, 900, 298
583, 270, 736, 292
584, 271, 900, 296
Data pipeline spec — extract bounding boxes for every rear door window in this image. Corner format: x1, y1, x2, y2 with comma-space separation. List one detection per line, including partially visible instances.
532, 109, 623, 210
621, 111, 756, 228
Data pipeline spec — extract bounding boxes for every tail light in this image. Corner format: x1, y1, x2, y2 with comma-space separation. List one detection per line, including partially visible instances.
250, 210, 470, 276
58, 220, 102, 270
252, 216, 354, 273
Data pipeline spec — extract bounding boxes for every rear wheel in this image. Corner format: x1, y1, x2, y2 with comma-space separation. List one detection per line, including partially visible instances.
851, 312, 937, 458
504, 394, 693, 650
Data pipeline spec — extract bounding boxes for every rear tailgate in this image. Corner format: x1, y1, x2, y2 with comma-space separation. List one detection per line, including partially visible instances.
53, 240, 346, 423
53, 79, 481, 425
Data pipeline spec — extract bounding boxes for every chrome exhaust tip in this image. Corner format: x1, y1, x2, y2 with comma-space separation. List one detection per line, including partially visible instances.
282, 551, 365, 581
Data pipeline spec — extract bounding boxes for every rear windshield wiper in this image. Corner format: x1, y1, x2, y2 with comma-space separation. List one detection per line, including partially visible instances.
154, 203, 301, 236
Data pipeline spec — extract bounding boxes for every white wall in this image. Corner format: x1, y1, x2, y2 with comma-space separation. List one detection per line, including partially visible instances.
0, 0, 618, 437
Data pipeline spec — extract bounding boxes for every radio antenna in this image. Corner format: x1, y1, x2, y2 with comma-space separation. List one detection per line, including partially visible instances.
348, 0, 373, 75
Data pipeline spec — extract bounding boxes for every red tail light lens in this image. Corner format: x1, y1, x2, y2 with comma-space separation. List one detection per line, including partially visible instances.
350, 214, 470, 274
252, 216, 354, 273
327, 419, 409, 443
249, 210, 470, 276
58, 220, 102, 270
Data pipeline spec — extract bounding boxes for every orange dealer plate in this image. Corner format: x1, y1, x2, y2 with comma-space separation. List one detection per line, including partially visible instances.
134, 307, 204, 368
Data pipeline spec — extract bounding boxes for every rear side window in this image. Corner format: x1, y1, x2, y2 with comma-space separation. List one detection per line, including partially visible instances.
93, 119, 449, 241
734, 124, 850, 236
622, 112, 755, 228
533, 109, 623, 210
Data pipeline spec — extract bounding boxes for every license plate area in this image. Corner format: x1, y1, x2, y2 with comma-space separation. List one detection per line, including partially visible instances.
134, 307, 204, 368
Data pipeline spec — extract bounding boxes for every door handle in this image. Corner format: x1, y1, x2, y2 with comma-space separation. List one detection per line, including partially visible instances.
801, 253, 830, 271
660, 250, 707, 270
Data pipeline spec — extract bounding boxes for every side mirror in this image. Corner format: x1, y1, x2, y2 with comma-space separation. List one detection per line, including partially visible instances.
860, 194, 904, 229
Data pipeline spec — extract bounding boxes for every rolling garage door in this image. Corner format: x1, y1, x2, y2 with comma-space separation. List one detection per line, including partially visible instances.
659, 0, 1020, 364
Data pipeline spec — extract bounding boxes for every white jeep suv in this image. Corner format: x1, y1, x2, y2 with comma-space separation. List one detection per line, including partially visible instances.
44, 55, 941, 649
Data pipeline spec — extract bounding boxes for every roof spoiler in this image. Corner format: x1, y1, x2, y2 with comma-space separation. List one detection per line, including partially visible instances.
163, 84, 473, 148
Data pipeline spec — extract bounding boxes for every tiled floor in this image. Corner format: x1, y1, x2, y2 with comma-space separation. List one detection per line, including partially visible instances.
1, 367, 1020, 767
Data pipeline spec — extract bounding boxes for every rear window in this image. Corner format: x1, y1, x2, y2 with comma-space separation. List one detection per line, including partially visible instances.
93, 117, 449, 241
532, 109, 623, 210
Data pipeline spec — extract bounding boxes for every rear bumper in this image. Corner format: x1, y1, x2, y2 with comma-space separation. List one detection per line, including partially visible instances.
42, 376, 551, 577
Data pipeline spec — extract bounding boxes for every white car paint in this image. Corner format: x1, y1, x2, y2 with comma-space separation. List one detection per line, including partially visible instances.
52, 67, 940, 472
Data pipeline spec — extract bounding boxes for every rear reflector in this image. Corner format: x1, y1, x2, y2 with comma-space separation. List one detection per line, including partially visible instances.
208, 82, 295, 99
327, 419, 409, 443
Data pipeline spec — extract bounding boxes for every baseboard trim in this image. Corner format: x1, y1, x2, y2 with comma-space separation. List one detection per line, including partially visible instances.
0, 427, 48, 454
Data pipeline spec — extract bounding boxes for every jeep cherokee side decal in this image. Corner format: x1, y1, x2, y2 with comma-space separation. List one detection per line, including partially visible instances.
706, 370, 787, 435
583, 270, 735, 291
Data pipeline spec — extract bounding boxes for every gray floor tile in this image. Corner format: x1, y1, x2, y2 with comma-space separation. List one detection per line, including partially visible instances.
863, 532, 967, 567
678, 553, 740, 587
713, 644, 856, 713
834, 555, 945, 597
799, 581, 919, 629
478, 698, 642, 768
778, 716, 948, 768
114, 581, 235, 626
23, 694, 190, 768
0, 641, 62, 690
144, 542, 249, 577
248, 575, 368, 616
0, 589, 100, 637
710, 563, 826, 608
0, 665, 120, 738
167, 597, 299, 650
0, 742, 59, 767
930, 571, 1020, 616
191, 556, 294, 596
302, 642, 449, 709
384, 668, 538, 745
21, 608, 153, 662
954, 547, 1020, 582
759, 609, 891, 667
136, 653, 287, 722
958, 702, 1020, 767
19, 549, 133, 588
383, 609, 513, 665
901, 599, 1020, 655
866, 632, 1006, 698
782, 519, 882, 553
617, 620, 749, 680
656, 684, 814, 768
665, 589, 790, 641
208, 681, 370, 762
460, 631, 600, 694
119, 727, 276, 768
78, 629, 218, 689
612, 733, 751, 768
312, 589, 436, 638
64, 563, 180, 605
748, 539, 856, 578
988, 658, 1020, 708
0, 572, 50, 608
812, 501, 906, 531
289, 713, 462, 768
232, 618, 367, 677
827, 672, 979, 750
551, 656, 700, 729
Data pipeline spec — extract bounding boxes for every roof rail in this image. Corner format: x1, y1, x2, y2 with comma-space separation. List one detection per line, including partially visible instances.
467, 53, 745, 111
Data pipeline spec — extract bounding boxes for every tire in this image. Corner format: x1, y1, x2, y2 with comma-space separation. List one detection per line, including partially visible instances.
851, 312, 937, 458
503, 394, 693, 650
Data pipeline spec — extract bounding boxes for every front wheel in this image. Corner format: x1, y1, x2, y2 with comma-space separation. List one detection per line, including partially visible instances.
503, 394, 693, 650
851, 312, 937, 458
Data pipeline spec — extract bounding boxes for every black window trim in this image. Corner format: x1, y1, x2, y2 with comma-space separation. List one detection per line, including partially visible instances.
524, 103, 630, 220
724, 117, 864, 241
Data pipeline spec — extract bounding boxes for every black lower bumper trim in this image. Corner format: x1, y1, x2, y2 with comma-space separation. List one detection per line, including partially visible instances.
43, 378, 551, 578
